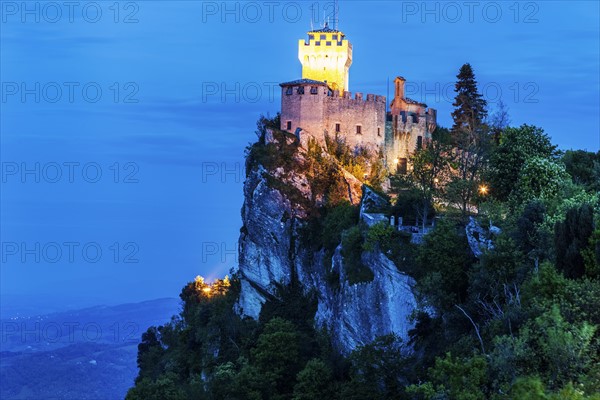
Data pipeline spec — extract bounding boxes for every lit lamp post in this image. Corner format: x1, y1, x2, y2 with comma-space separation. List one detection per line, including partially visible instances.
477, 184, 488, 214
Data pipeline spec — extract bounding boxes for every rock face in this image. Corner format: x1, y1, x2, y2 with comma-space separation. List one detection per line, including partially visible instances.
466, 216, 501, 258
315, 247, 417, 352
236, 132, 418, 354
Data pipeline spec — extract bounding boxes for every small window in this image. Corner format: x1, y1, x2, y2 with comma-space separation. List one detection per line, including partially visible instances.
285, 87, 293, 95
335, 123, 341, 133
315, 41, 321, 46
356, 125, 362, 135
286, 121, 292, 130
320, 34, 326, 40
326, 41, 331, 46
332, 34, 338, 40
308, 34, 314, 41
398, 158, 408, 175
417, 136, 423, 149
297, 86, 305, 94
310, 86, 318, 94
377, 127, 381, 136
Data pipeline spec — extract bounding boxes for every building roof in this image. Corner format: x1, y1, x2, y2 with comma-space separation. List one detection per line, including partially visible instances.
279, 79, 329, 87
405, 97, 427, 106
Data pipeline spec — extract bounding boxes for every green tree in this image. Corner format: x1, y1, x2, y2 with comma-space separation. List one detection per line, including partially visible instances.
292, 359, 335, 400
321, 202, 359, 252
530, 306, 597, 388
555, 204, 596, 278
488, 124, 558, 201
416, 220, 475, 311
468, 235, 527, 332
341, 226, 374, 284
135, 326, 166, 382
582, 227, 600, 277
341, 335, 407, 400
451, 63, 488, 135
509, 377, 548, 400
512, 157, 569, 207
395, 127, 452, 229
251, 318, 302, 398
407, 353, 488, 400
563, 150, 600, 192
126, 372, 187, 400
515, 200, 549, 267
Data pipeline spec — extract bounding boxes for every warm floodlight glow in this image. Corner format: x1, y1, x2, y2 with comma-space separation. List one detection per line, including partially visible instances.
479, 185, 488, 195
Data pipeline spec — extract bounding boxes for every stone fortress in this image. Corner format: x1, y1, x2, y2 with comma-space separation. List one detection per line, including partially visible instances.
279, 22, 437, 173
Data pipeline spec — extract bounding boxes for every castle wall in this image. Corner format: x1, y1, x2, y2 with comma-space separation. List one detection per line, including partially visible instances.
323, 92, 386, 152
280, 84, 386, 154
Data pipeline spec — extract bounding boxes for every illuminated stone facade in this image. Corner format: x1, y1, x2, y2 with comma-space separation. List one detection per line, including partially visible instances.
385, 77, 437, 173
298, 24, 352, 92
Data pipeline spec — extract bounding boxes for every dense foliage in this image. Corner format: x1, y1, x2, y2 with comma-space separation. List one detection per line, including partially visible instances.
128, 64, 600, 399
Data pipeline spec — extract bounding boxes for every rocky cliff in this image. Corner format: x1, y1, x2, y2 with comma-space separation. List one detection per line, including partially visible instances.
235, 127, 418, 353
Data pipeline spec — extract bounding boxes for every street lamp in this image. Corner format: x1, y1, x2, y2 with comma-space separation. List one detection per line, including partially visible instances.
477, 185, 489, 215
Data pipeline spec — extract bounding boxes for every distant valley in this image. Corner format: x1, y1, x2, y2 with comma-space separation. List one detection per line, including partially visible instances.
0, 298, 179, 400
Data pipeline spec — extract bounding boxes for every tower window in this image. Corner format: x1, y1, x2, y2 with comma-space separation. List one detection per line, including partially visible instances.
332, 34, 338, 40
356, 125, 362, 135
315, 41, 321, 46
308, 34, 314, 41
417, 136, 423, 149
286, 121, 292, 130
335, 123, 341, 133
377, 127, 381, 136
297, 86, 305, 94
320, 34, 326, 40
285, 87, 293, 95
326, 41, 331, 46
310, 86, 318, 94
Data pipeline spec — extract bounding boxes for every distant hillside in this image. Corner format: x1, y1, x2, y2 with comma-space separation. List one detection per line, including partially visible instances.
0, 298, 179, 400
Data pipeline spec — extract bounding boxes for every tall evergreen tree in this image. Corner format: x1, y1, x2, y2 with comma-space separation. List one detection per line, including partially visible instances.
451, 63, 488, 136
446, 63, 491, 219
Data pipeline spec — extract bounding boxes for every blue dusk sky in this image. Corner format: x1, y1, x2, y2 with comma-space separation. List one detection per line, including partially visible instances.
1, 1, 599, 314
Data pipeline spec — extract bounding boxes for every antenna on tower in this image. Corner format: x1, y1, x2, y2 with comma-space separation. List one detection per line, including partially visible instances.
387, 77, 390, 113
333, 0, 339, 30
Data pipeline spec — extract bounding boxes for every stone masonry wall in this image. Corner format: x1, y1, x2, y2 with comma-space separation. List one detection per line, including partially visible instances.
280, 85, 386, 154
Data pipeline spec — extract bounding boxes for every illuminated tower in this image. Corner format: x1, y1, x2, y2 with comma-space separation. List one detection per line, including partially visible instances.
298, 22, 353, 92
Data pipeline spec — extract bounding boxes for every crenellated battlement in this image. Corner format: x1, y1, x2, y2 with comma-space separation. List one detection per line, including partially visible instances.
329, 90, 386, 104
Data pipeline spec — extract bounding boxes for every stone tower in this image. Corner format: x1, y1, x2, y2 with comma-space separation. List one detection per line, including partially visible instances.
298, 22, 353, 92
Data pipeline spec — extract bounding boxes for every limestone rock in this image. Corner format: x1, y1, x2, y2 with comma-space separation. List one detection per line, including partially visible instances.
236, 136, 419, 354
465, 216, 501, 258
